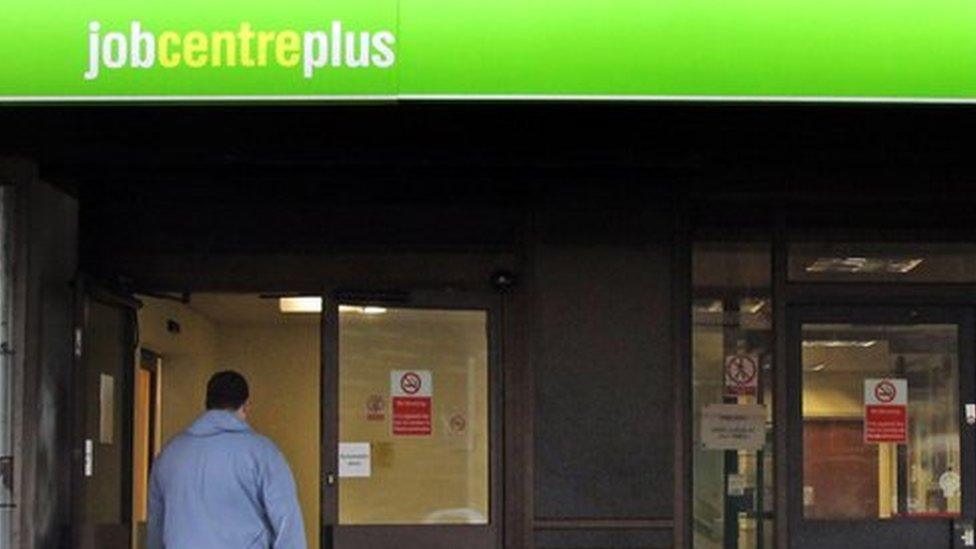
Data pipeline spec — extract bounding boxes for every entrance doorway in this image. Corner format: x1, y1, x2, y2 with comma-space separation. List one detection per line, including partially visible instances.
788, 306, 975, 549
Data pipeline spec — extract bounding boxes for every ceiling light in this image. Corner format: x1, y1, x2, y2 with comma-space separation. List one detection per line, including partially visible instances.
279, 297, 321, 313
803, 362, 828, 372
278, 299, 390, 315
802, 340, 877, 348
743, 299, 766, 314
693, 300, 723, 314
805, 257, 924, 274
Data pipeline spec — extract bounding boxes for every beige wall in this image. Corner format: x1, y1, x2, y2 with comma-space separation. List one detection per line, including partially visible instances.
138, 296, 218, 442
802, 344, 890, 418
216, 323, 320, 547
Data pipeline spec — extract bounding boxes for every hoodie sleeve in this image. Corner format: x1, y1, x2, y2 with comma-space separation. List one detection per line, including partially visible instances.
147, 464, 165, 549
260, 443, 307, 549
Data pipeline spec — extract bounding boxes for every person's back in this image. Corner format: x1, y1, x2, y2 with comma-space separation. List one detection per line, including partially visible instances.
148, 371, 306, 549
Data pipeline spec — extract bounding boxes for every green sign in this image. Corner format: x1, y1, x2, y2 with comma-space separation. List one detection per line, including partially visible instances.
3, 0, 976, 102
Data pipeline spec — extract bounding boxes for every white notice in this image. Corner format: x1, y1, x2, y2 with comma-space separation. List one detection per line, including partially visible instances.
700, 404, 766, 450
99, 374, 115, 444
338, 443, 371, 478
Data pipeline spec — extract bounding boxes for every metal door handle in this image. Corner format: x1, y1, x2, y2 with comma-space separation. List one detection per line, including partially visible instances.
966, 404, 976, 426
326, 472, 336, 486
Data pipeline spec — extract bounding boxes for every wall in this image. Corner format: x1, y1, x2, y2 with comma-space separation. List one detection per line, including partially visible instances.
12, 173, 78, 548
215, 321, 320, 548
532, 208, 674, 548
138, 296, 218, 443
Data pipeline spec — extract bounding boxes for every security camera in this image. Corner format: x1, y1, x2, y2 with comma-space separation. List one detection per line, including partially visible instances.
490, 271, 517, 291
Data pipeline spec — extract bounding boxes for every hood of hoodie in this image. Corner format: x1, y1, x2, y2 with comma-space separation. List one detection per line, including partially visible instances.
186, 410, 251, 437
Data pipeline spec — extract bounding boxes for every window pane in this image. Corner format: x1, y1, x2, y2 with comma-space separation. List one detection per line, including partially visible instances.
790, 243, 976, 283
802, 323, 960, 519
693, 243, 773, 549
338, 307, 489, 525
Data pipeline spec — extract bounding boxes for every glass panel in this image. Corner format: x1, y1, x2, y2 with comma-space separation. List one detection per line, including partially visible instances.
802, 323, 960, 520
693, 243, 773, 549
790, 243, 976, 283
338, 306, 489, 525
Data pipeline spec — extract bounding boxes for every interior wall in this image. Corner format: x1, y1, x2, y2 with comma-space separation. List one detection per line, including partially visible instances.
138, 296, 218, 443
215, 322, 320, 548
802, 344, 890, 418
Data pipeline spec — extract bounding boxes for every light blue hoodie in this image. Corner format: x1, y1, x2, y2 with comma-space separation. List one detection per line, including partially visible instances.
147, 410, 307, 549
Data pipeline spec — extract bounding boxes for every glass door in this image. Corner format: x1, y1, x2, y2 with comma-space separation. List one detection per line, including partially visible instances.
788, 306, 976, 549
321, 292, 501, 549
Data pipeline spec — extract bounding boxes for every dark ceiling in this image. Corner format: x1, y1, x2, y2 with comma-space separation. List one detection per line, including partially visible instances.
2, 103, 976, 202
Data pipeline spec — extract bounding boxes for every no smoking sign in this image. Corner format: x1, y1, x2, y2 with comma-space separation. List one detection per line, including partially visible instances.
724, 354, 759, 397
864, 378, 908, 444
391, 370, 433, 436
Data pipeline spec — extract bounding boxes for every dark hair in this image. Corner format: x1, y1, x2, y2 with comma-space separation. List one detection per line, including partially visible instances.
206, 371, 249, 410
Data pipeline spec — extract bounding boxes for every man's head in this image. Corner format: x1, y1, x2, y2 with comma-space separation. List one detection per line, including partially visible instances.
206, 370, 250, 418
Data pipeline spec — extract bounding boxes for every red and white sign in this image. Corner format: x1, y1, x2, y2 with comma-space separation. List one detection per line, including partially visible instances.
391, 370, 433, 436
864, 378, 908, 444
724, 354, 759, 397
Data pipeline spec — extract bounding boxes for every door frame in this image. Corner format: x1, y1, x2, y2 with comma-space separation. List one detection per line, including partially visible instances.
320, 289, 505, 549
785, 304, 976, 549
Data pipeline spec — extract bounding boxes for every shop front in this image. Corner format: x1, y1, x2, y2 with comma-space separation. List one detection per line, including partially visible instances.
4, 2, 976, 549
5, 151, 976, 549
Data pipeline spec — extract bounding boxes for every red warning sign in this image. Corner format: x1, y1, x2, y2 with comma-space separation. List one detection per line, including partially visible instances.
724, 354, 759, 397
393, 397, 432, 436
391, 370, 433, 436
864, 378, 908, 444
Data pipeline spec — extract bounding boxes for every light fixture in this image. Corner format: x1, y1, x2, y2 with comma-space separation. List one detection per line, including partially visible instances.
278, 298, 387, 315
742, 299, 767, 314
805, 257, 924, 274
279, 297, 321, 313
693, 300, 723, 314
803, 362, 828, 372
802, 340, 877, 348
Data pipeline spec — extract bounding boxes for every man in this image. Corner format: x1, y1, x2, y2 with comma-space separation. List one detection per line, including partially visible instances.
148, 371, 306, 548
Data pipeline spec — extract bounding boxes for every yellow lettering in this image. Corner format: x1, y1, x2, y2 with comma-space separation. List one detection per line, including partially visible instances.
184, 31, 208, 68
159, 32, 181, 68
275, 31, 300, 67
211, 31, 237, 67
238, 23, 256, 67
257, 31, 276, 66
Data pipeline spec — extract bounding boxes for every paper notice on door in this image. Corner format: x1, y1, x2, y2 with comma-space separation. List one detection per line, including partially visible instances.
700, 403, 766, 450
99, 374, 114, 444
339, 443, 371, 478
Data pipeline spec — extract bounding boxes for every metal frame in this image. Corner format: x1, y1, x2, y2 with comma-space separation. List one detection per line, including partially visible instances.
784, 305, 976, 549
320, 289, 505, 549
